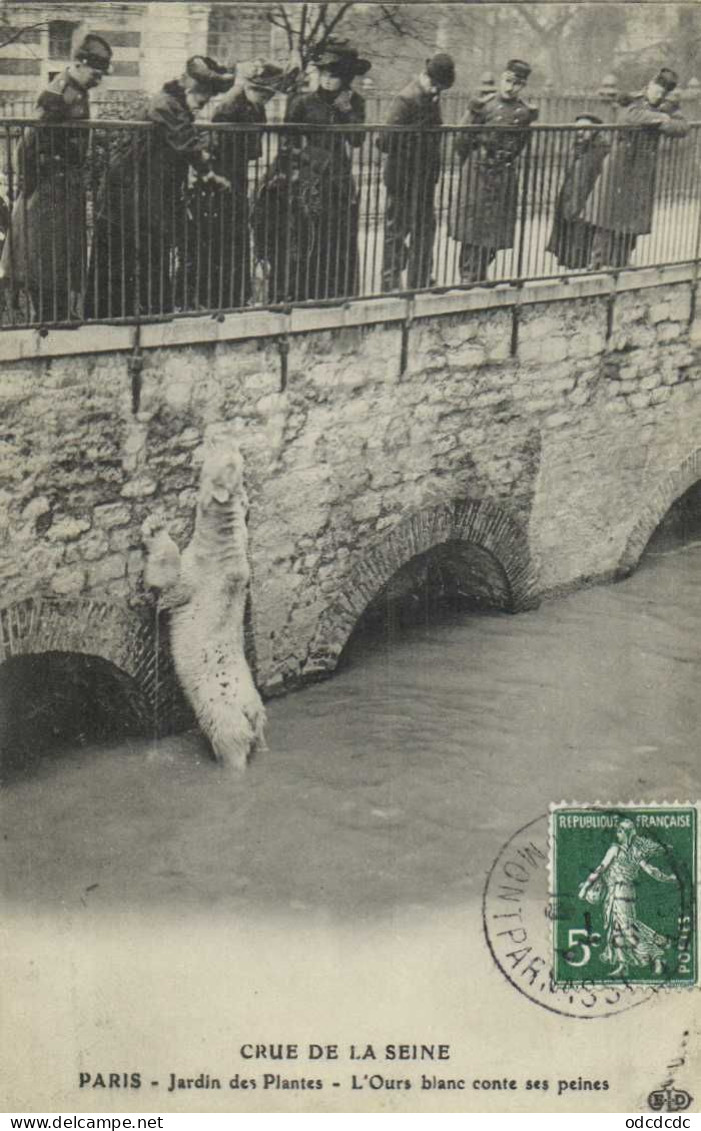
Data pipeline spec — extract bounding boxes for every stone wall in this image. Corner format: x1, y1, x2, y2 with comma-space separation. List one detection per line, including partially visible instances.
1, 272, 700, 696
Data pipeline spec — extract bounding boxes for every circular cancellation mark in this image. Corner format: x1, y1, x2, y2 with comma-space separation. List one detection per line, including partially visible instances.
482, 813, 667, 1019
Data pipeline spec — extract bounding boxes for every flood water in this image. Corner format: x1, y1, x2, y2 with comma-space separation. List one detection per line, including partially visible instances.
1, 529, 699, 921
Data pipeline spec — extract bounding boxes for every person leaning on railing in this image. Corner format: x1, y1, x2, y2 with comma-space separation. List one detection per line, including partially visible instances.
448, 59, 538, 284
545, 114, 611, 271
253, 39, 369, 304
183, 60, 286, 312
378, 52, 456, 292
580, 68, 689, 270
85, 56, 233, 320
0, 33, 113, 323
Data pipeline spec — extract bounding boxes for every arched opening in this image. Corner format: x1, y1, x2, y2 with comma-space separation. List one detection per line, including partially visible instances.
618, 447, 701, 576
306, 498, 539, 679
641, 478, 701, 559
0, 651, 149, 780
341, 539, 512, 666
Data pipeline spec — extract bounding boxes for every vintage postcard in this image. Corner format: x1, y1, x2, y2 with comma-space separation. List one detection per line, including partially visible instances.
1, 0, 700, 1115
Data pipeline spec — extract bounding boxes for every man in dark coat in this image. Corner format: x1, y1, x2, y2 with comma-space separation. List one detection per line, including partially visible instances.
86, 56, 233, 319
254, 39, 369, 303
187, 61, 285, 309
449, 59, 538, 283
583, 68, 688, 269
0, 33, 112, 322
546, 114, 610, 270
379, 52, 455, 292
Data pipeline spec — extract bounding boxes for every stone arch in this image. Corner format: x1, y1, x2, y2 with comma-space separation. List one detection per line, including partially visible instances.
617, 446, 701, 577
307, 498, 539, 673
0, 595, 181, 732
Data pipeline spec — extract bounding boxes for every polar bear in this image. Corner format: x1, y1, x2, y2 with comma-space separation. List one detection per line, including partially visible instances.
142, 434, 267, 770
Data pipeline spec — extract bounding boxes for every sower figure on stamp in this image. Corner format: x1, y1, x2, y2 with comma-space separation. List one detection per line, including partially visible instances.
584, 68, 688, 269
0, 33, 112, 322
545, 114, 610, 271
449, 59, 538, 284
378, 53, 455, 292
578, 819, 678, 977
86, 56, 233, 319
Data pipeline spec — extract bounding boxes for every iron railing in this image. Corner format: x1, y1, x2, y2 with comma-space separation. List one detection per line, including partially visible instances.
0, 118, 699, 329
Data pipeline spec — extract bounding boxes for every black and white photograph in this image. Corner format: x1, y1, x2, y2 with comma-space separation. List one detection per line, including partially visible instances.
0, 0, 699, 1115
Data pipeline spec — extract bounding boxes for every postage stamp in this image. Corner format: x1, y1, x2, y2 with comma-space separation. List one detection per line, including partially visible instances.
550, 804, 698, 987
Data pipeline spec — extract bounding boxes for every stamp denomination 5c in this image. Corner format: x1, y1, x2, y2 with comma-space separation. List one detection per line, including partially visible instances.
551, 804, 698, 987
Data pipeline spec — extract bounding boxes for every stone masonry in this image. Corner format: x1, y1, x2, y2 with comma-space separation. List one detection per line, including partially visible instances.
1, 272, 700, 704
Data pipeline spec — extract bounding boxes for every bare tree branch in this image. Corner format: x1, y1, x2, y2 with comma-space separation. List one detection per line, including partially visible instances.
299, 2, 308, 48
308, 3, 327, 46
515, 7, 546, 36
377, 4, 404, 36
0, 21, 49, 52
322, 2, 354, 44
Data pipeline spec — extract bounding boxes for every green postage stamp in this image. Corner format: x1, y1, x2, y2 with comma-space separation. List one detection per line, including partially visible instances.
550, 803, 698, 986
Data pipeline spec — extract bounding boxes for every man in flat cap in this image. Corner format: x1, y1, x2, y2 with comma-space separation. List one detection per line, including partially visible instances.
379, 52, 456, 292
546, 114, 611, 270
582, 67, 688, 269
0, 32, 112, 321
448, 58, 538, 283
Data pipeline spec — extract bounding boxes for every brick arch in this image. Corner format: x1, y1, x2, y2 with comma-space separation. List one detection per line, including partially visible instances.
0, 595, 179, 729
308, 498, 539, 672
617, 446, 701, 577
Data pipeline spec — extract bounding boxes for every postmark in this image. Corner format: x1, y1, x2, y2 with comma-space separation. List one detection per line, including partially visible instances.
551, 804, 698, 987
483, 809, 698, 1019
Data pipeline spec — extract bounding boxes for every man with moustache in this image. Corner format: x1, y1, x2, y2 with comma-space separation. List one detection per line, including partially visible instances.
449, 58, 538, 284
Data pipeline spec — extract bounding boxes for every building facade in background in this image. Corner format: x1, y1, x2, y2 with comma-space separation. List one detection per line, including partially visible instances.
0, 2, 273, 108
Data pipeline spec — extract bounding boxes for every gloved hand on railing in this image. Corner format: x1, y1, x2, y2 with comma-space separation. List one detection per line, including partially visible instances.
202, 170, 230, 191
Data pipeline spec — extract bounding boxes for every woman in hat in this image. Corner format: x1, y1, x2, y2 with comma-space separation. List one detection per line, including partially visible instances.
185, 60, 286, 310
0, 33, 113, 322
87, 56, 234, 319
256, 38, 370, 303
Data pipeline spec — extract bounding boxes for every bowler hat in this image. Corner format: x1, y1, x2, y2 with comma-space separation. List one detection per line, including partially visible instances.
425, 52, 456, 89
74, 33, 112, 73
652, 67, 679, 93
505, 59, 531, 81
186, 55, 236, 95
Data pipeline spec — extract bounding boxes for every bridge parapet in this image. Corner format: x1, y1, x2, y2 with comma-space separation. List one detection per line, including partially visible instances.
1, 267, 701, 697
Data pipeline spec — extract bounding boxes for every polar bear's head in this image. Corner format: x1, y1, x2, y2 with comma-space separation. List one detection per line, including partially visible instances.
199, 438, 245, 511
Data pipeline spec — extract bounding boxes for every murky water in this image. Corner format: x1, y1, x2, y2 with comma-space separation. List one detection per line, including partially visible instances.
1, 534, 699, 921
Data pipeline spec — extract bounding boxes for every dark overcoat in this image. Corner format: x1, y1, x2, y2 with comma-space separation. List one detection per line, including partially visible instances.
87, 81, 213, 317
545, 132, 610, 268
581, 97, 688, 235
448, 93, 538, 248
0, 70, 90, 318
184, 88, 267, 309
254, 87, 365, 302
377, 79, 443, 196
